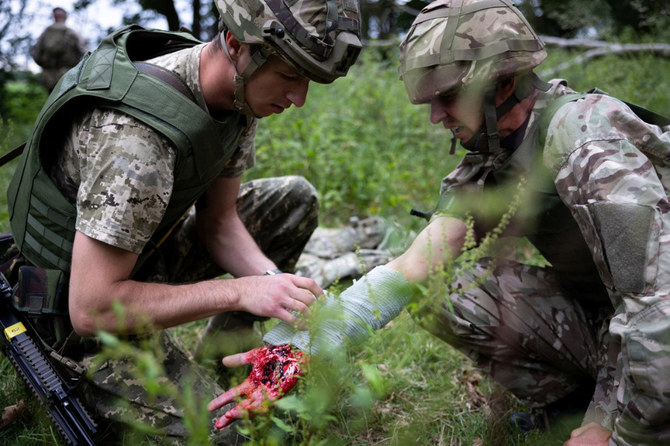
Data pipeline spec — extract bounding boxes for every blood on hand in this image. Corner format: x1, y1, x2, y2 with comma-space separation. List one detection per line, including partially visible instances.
208, 344, 306, 429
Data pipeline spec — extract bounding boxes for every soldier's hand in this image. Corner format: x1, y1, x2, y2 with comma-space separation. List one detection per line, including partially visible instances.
235, 274, 321, 329
563, 422, 612, 446
208, 344, 307, 429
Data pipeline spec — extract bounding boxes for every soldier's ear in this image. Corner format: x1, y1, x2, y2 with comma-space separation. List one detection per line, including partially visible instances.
224, 31, 242, 60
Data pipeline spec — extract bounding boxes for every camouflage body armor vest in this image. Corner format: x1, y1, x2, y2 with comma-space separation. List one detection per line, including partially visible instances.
8, 25, 248, 274
490, 97, 607, 301
475, 84, 669, 303
435, 84, 610, 303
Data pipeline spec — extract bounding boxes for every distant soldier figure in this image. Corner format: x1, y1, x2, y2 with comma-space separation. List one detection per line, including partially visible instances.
31, 7, 87, 92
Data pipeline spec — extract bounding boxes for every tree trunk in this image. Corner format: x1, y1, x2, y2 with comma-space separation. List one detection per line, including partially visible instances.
191, 0, 201, 39
539, 35, 670, 74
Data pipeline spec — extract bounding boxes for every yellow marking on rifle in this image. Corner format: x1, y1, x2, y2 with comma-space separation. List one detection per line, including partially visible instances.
4, 322, 26, 341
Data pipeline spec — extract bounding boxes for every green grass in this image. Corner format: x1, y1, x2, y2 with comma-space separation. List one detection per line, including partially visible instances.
248, 48, 452, 230
0, 46, 668, 444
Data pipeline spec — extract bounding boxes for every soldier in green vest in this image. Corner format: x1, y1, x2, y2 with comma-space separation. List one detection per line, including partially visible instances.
7, 0, 361, 443
231, 1, 670, 445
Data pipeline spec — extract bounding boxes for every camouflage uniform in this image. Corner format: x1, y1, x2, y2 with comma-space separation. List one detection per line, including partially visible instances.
398, 0, 670, 442
31, 21, 87, 91
47, 44, 319, 444
421, 78, 670, 445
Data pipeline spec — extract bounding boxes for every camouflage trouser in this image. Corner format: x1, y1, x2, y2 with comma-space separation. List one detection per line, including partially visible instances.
136, 175, 319, 282
77, 175, 319, 444
79, 331, 245, 445
416, 258, 606, 409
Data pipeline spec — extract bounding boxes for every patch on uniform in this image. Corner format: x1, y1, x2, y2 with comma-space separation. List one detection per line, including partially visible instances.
625, 300, 670, 404
590, 202, 653, 293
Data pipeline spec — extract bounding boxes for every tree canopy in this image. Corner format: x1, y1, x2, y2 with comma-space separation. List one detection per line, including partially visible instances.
1, 0, 668, 76
0, 0, 32, 72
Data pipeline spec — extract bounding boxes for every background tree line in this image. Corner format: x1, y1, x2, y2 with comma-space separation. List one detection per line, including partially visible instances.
2, 0, 669, 70
0, 0, 668, 139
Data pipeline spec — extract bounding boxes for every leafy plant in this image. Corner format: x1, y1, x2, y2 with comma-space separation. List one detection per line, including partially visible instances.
0, 47, 668, 445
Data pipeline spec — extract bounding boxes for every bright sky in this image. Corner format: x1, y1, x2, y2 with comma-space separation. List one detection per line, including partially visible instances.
29, 0, 128, 34
26, 0, 139, 47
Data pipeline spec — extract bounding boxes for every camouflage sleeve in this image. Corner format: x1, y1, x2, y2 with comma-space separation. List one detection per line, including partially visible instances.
219, 118, 257, 178
74, 109, 176, 254
549, 95, 670, 445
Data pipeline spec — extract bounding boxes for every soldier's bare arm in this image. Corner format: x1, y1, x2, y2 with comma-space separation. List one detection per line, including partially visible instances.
387, 215, 468, 282
68, 231, 320, 336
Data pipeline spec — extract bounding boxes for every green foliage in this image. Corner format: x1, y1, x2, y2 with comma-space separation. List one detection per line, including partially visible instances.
539, 51, 670, 114
0, 48, 668, 445
1, 76, 46, 148
89, 328, 215, 445
0, 355, 63, 446
520, 0, 613, 38
246, 49, 452, 229
220, 312, 517, 446
517, 0, 670, 39
0, 76, 46, 233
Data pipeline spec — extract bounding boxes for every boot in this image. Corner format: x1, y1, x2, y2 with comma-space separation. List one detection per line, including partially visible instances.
509, 385, 593, 432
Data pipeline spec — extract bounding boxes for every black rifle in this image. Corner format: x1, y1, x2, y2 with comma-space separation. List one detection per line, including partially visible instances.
0, 272, 97, 445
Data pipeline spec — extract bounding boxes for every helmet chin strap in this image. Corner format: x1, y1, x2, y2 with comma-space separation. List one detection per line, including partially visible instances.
221, 33, 270, 118
459, 87, 500, 153
459, 73, 550, 154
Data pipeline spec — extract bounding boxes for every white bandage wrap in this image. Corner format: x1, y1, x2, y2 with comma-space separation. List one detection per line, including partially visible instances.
263, 265, 412, 356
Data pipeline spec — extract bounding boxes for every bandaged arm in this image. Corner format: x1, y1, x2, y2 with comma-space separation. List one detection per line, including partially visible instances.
263, 265, 413, 356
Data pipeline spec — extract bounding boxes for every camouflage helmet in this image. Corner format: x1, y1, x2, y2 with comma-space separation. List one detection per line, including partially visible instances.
398, 0, 546, 104
215, 0, 362, 84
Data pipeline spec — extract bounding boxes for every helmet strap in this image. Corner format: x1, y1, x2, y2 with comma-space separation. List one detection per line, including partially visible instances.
460, 87, 500, 153
459, 73, 548, 154
482, 87, 501, 153
221, 33, 270, 117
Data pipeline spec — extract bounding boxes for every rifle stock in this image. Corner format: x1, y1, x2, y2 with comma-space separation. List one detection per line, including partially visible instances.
0, 273, 97, 445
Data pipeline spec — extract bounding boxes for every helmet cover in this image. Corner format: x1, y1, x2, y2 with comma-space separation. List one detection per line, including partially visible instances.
398, 0, 546, 103
216, 0, 362, 83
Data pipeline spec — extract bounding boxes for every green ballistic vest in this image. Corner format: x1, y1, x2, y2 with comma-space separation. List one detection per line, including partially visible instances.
7, 25, 247, 273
